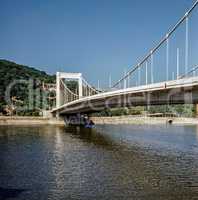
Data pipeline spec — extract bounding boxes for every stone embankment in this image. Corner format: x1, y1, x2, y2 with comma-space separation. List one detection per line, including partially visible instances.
1, 116, 198, 126
91, 116, 198, 125
0, 116, 64, 126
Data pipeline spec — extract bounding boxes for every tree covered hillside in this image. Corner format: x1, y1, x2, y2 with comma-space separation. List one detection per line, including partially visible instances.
0, 59, 55, 115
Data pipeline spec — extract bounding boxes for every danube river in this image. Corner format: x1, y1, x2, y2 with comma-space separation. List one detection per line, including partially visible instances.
1, 124, 198, 200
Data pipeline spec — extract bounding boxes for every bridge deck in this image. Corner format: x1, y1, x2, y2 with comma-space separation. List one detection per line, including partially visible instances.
52, 76, 198, 115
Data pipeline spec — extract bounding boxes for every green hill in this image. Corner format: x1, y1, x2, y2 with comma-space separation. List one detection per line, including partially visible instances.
0, 59, 55, 115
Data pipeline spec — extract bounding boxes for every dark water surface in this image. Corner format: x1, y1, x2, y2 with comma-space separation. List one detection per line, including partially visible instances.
1, 124, 198, 200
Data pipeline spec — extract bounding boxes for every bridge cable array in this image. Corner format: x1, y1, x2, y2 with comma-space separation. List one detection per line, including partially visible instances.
60, 79, 79, 104
112, 0, 198, 90
82, 78, 101, 97
59, 76, 102, 104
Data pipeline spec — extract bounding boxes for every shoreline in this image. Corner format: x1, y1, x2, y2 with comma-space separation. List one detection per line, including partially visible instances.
0, 116, 65, 126
91, 116, 198, 125
0, 116, 198, 126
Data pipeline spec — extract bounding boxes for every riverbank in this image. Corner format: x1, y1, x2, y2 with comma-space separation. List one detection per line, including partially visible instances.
91, 116, 198, 125
1, 116, 198, 126
0, 116, 65, 126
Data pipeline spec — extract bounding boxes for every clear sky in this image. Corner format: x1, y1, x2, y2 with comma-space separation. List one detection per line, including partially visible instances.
0, 0, 196, 87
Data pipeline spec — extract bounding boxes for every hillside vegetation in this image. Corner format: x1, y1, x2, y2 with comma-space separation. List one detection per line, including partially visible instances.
0, 59, 55, 115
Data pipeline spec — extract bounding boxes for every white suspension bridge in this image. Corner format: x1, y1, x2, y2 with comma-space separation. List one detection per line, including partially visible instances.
52, 1, 198, 120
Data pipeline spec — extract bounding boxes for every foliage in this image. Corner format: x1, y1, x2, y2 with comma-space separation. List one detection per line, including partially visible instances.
65, 80, 78, 93
92, 105, 196, 118
148, 104, 195, 117
92, 107, 144, 117
128, 107, 144, 115
0, 59, 55, 115
110, 108, 128, 116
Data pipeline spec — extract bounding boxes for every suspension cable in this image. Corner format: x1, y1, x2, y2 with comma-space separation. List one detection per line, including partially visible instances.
82, 78, 101, 94
179, 64, 198, 79
60, 79, 79, 98
112, 0, 198, 88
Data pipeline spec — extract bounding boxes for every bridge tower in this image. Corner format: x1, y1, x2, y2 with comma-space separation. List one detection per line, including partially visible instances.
56, 72, 83, 109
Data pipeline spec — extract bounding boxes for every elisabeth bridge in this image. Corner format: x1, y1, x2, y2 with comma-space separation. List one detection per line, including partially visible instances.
52, 1, 198, 119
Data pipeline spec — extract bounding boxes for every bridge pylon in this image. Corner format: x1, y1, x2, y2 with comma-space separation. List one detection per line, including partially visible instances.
56, 72, 83, 109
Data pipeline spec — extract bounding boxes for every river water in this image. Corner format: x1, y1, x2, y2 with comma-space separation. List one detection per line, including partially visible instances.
1, 124, 198, 200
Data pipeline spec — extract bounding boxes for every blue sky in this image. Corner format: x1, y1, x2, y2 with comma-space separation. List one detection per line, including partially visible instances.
0, 0, 196, 87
